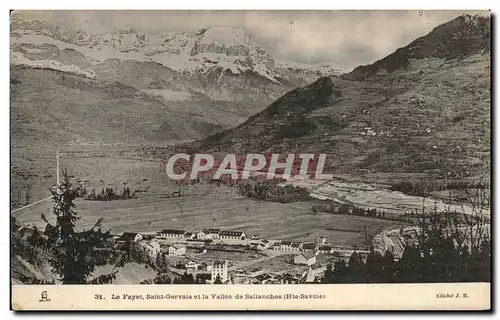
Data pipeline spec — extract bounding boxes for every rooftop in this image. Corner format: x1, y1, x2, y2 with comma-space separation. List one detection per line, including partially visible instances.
302, 243, 317, 250
297, 251, 316, 260
117, 232, 138, 241
213, 260, 227, 266
205, 228, 221, 234
171, 244, 186, 249
219, 230, 244, 236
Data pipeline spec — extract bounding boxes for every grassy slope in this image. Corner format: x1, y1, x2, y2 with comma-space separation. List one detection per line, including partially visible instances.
189, 53, 489, 180
10, 67, 243, 148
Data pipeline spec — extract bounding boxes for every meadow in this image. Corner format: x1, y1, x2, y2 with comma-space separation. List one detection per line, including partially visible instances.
14, 188, 406, 247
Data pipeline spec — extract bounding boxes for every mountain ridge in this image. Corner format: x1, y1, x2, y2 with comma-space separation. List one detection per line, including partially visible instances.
183, 13, 491, 182
10, 19, 347, 84
10, 18, 348, 146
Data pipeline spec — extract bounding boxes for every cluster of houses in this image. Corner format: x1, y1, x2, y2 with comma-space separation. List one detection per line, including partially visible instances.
115, 227, 247, 258
116, 229, 364, 266
116, 232, 188, 257
112, 228, 370, 284
116, 231, 230, 284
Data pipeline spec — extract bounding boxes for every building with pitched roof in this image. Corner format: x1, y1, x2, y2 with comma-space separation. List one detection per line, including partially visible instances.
204, 228, 221, 240
168, 243, 187, 256
294, 252, 317, 266
117, 232, 143, 243
218, 230, 246, 240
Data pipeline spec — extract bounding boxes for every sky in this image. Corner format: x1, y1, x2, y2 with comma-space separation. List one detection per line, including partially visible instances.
12, 10, 487, 69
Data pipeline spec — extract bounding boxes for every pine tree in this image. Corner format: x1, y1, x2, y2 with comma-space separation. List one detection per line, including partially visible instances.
347, 252, 365, 282
181, 271, 195, 284
365, 247, 384, 282
153, 274, 171, 284
172, 276, 181, 284
331, 259, 350, 283
322, 263, 334, 283
381, 250, 395, 282
42, 169, 115, 284
398, 245, 422, 283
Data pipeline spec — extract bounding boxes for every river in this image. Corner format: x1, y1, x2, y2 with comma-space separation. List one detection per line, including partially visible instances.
286, 178, 489, 217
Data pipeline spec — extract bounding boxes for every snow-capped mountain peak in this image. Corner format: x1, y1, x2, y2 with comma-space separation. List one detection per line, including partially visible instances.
11, 19, 348, 83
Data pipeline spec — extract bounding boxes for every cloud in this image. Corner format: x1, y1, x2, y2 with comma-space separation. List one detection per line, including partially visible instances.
11, 10, 487, 69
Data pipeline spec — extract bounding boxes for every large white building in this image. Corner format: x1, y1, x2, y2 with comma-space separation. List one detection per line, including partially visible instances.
197, 230, 208, 240
290, 242, 303, 252
204, 229, 221, 240
294, 252, 317, 266
317, 236, 327, 245
211, 260, 228, 283
218, 230, 246, 241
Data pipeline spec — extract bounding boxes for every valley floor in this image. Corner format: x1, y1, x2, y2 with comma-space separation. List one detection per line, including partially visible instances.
14, 191, 406, 247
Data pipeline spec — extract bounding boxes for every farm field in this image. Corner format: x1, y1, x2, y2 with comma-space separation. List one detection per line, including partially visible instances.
11, 146, 169, 206
14, 191, 407, 246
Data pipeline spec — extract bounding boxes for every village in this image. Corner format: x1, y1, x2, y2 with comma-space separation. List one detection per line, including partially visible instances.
114, 227, 371, 284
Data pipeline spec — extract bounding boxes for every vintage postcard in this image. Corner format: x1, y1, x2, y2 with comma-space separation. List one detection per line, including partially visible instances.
10, 10, 491, 311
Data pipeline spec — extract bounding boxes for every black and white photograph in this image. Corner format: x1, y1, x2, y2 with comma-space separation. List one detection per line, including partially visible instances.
9, 9, 491, 311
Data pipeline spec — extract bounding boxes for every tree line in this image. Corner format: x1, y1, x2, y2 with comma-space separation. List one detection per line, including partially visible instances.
390, 179, 489, 197
311, 202, 412, 222
237, 180, 312, 203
